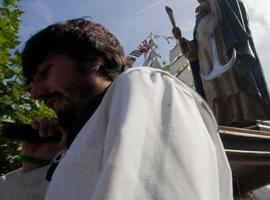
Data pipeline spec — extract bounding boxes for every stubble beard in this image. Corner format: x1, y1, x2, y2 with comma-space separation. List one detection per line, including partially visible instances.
56, 102, 76, 129
56, 73, 96, 129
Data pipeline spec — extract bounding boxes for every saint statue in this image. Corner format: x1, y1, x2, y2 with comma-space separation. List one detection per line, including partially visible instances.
173, 0, 270, 126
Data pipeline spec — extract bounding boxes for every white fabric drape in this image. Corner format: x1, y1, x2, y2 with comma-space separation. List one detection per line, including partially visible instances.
1, 67, 233, 200
47, 67, 232, 200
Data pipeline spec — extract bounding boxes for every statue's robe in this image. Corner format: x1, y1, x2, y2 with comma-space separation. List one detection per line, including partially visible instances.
189, 0, 270, 126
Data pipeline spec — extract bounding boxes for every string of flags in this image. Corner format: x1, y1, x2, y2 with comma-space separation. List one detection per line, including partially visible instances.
129, 40, 150, 57
127, 33, 175, 63
126, 33, 193, 86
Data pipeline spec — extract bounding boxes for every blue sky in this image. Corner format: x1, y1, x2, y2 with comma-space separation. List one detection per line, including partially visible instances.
17, 0, 270, 86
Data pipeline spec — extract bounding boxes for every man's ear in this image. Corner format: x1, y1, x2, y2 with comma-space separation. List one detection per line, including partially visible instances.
93, 59, 104, 72
85, 56, 104, 73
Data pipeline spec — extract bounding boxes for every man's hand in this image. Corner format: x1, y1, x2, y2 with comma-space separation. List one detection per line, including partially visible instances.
22, 118, 68, 173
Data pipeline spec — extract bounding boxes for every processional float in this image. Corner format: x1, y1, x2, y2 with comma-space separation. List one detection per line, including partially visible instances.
165, 2, 270, 196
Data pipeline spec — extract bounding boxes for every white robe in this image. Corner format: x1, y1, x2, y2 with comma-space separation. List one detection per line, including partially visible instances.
0, 67, 233, 200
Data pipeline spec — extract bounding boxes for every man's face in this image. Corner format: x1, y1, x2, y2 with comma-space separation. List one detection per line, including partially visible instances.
30, 54, 97, 127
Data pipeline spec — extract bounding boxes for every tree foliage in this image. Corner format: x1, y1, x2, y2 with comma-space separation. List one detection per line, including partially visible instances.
0, 0, 55, 175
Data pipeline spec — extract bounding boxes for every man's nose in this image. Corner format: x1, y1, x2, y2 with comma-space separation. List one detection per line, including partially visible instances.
30, 79, 48, 99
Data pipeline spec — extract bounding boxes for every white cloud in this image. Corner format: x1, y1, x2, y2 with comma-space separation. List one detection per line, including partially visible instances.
135, 0, 167, 15
243, 0, 270, 45
242, 0, 270, 86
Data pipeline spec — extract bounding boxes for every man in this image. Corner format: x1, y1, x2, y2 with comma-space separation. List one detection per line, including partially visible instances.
173, 0, 270, 126
0, 18, 232, 199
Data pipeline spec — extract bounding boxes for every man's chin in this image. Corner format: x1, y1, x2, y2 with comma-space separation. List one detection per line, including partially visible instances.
56, 107, 76, 129
57, 115, 74, 129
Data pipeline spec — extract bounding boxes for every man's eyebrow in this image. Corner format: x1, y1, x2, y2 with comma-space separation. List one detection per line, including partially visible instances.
36, 62, 52, 74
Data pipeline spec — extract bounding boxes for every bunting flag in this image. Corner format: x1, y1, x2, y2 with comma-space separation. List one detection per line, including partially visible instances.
129, 40, 150, 57
143, 49, 160, 66
148, 39, 157, 49
126, 56, 136, 64
152, 34, 174, 41
128, 33, 175, 64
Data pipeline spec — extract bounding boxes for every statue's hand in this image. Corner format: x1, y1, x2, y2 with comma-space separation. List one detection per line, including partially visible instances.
196, 1, 210, 13
172, 27, 182, 39
172, 26, 191, 59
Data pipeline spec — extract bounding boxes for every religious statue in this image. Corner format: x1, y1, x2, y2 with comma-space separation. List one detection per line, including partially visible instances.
172, 0, 270, 126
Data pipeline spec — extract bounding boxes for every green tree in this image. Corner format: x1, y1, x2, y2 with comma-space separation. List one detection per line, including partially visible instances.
0, 0, 54, 175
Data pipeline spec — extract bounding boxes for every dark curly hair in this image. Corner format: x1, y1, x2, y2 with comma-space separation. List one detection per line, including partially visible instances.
22, 18, 130, 83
